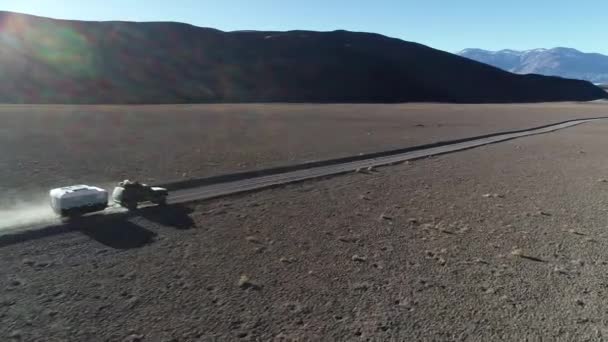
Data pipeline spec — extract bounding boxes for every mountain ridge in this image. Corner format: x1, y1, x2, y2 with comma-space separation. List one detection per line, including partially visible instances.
458, 47, 608, 84
0, 11, 605, 104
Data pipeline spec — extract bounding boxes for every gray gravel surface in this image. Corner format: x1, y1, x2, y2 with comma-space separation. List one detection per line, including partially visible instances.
4, 121, 608, 340
3, 102, 608, 196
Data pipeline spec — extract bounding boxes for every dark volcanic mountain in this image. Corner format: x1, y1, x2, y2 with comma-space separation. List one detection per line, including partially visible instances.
0, 11, 605, 104
458, 48, 608, 84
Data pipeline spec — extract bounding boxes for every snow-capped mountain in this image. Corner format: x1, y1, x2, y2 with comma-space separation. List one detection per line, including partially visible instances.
457, 48, 608, 84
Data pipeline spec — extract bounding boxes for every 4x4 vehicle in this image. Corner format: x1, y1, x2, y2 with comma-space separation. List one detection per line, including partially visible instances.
112, 180, 168, 210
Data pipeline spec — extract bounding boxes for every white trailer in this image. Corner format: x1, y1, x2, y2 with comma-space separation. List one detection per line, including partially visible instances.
49, 185, 108, 217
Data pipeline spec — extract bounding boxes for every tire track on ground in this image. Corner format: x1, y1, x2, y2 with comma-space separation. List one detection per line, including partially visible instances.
0, 117, 604, 246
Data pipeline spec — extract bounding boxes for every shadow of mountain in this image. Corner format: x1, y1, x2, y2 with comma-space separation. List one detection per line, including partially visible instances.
79, 218, 157, 249
137, 204, 195, 230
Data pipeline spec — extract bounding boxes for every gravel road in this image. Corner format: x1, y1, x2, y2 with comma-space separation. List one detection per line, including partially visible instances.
3, 102, 608, 196
4, 121, 608, 340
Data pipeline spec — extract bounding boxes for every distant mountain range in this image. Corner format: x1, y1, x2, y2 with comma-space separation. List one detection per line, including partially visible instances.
458, 48, 608, 84
0, 11, 605, 104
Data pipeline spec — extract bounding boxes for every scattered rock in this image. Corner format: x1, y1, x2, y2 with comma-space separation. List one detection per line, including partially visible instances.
575, 299, 585, 307
421, 223, 435, 230
352, 282, 371, 291
372, 262, 383, 270
379, 213, 392, 221
571, 259, 585, 267
407, 218, 419, 224
509, 248, 545, 262
511, 249, 524, 257
538, 211, 551, 216
253, 246, 266, 253
352, 255, 367, 262
123, 334, 144, 342
8, 279, 22, 287
358, 194, 371, 201
238, 275, 260, 290
238, 275, 251, 288
366, 166, 375, 172
127, 296, 140, 307
437, 257, 447, 266
35, 261, 50, 268
245, 236, 261, 244
22, 259, 35, 266
439, 227, 454, 234
338, 236, 358, 243
598, 179, 608, 183
279, 257, 296, 264
482, 193, 503, 198
554, 266, 569, 275
458, 226, 471, 234
474, 258, 489, 264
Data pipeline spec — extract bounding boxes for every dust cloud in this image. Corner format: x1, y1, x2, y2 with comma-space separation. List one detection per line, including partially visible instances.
0, 198, 59, 232
0, 182, 119, 232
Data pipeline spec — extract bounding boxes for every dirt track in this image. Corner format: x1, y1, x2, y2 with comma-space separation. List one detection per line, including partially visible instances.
3, 102, 608, 198
4, 121, 608, 340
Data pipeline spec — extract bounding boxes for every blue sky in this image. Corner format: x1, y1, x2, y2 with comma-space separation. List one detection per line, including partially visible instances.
2, 0, 607, 54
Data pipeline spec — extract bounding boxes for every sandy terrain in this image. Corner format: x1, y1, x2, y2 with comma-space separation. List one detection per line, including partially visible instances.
3, 121, 608, 340
3, 102, 608, 198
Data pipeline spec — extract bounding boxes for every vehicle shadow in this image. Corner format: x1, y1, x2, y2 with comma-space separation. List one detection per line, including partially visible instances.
79, 217, 157, 249
135, 204, 196, 230
0, 204, 194, 249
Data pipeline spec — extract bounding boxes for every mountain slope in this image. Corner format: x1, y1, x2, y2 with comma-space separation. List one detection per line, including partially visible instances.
458, 48, 608, 84
0, 11, 605, 104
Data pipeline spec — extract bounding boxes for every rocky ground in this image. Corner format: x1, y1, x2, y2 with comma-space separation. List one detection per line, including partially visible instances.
3, 102, 608, 198
4, 121, 608, 340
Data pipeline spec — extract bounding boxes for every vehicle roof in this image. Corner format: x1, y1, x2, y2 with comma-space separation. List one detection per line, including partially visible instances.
50, 185, 107, 198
